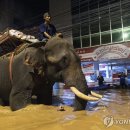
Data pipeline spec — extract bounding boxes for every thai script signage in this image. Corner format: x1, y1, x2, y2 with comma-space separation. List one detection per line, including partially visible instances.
76, 43, 130, 61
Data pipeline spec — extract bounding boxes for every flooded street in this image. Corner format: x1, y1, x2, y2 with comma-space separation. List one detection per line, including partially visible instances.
0, 89, 130, 130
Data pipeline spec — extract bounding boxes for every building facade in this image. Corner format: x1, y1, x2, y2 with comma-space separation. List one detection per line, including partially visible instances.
71, 0, 130, 48
0, 0, 49, 32
49, 0, 72, 42
50, 0, 130, 86
70, 0, 130, 86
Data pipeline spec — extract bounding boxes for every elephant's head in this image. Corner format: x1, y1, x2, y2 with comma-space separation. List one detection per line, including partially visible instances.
44, 37, 102, 111
23, 37, 102, 111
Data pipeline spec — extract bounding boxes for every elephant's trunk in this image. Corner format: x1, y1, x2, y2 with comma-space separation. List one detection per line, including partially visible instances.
63, 61, 102, 111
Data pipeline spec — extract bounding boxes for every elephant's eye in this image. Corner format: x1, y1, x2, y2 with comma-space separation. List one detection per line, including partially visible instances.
62, 56, 67, 64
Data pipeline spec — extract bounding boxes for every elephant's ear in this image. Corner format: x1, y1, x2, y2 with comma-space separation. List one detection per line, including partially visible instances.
27, 41, 46, 48
23, 47, 45, 75
23, 47, 44, 67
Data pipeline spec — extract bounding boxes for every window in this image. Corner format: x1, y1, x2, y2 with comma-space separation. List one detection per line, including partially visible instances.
71, 0, 79, 15
82, 35, 90, 47
80, 13, 89, 22
72, 6, 79, 15
100, 18, 110, 31
80, 0, 88, 13
73, 37, 81, 48
91, 34, 100, 46
99, 7, 109, 18
99, 7, 110, 31
111, 17, 122, 29
72, 15, 80, 24
81, 22, 89, 35
101, 31, 111, 44
123, 15, 130, 27
110, 5, 120, 17
123, 27, 130, 41
109, 0, 120, 4
121, 1, 130, 16
112, 29, 123, 42
110, 5, 121, 29
89, 11, 99, 21
90, 20, 99, 34
89, 0, 98, 10
99, 0, 109, 8
72, 24, 80, 37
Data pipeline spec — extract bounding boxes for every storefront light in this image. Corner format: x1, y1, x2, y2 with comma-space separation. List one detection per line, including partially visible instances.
123, 33, 128, 38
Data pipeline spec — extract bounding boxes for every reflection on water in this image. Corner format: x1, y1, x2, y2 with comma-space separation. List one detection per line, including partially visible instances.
0, 89, 130, 130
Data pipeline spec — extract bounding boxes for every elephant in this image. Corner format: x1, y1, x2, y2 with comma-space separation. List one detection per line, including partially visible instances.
0, 36, 102, 111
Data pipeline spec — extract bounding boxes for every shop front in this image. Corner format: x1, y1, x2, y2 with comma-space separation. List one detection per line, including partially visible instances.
76, 42, 130, 87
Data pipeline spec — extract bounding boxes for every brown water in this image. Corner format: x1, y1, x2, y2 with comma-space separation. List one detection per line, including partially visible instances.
0, 89, 130, 130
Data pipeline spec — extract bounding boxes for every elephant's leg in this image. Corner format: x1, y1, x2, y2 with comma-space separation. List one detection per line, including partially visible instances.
73, 96, 87, 111
9, 73, 34, 111
10, 88, 32, 111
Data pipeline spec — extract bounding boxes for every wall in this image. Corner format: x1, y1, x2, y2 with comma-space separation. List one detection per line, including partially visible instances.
0, 0, 49, 32
49, 0, 72, 43
0, 0, 15, 31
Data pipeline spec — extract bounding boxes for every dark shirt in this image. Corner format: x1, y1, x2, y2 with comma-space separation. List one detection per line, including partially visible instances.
120, 76, 126, 85
97, 76, 104, 86
39, 23, 56, 41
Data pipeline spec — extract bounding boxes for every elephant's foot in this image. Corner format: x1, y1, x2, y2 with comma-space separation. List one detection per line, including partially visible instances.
10, 102, 28, 111
10, 90, 32, 111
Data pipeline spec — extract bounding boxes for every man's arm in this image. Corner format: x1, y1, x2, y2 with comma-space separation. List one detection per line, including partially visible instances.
44, 32, 52, 39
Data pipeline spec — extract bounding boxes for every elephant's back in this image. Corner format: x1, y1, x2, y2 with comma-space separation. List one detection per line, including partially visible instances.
0, 58, 11, 99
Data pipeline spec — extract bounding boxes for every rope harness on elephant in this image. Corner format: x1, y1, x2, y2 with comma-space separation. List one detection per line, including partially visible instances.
8, 44, 29, 85
9, 52, 14, 85
0, 41, 46, 85
0, 43, 30, 85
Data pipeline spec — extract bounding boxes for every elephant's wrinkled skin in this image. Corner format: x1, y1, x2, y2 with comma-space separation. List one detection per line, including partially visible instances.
0, 37, 101, 111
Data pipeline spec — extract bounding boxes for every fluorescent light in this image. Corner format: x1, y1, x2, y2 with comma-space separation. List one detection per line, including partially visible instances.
123, 33, 128, 38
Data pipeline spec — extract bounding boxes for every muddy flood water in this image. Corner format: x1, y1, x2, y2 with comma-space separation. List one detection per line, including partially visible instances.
0, 89, 130, 130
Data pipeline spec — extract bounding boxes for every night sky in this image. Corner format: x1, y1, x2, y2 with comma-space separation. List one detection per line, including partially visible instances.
0, 0, 49, 31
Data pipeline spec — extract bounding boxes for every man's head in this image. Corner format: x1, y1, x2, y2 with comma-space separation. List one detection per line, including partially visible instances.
43, 12, 51, 23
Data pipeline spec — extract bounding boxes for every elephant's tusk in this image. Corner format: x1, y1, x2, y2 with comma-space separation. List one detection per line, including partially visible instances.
90, 91, 103, 98
70, 87, 99, 101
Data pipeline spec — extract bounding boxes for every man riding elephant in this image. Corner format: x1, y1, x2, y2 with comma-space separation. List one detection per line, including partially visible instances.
39, 12, 62, 42
0, 36, 102, 111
